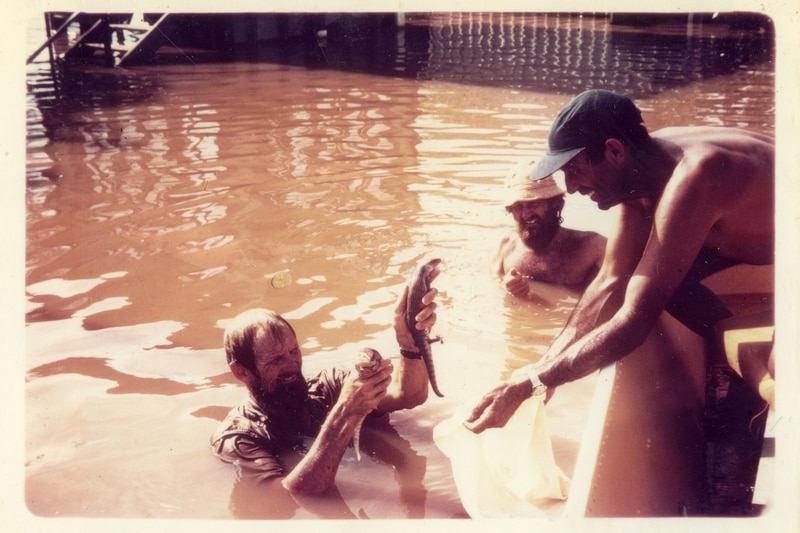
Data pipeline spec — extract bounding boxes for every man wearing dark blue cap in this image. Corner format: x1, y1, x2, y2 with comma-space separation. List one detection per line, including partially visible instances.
464, 89, 774, 512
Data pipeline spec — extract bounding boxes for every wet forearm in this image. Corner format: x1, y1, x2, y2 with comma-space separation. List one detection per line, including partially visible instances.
545, 273, 625, 358
281, 402, 360, 495
378, 356, 428, 413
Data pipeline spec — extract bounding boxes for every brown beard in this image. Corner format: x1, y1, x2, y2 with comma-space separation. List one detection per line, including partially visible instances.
518, 214, 560, 253
251, 372, 309, 417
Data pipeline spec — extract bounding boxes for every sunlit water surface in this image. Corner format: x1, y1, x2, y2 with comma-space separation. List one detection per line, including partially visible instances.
24, 13, 774, 519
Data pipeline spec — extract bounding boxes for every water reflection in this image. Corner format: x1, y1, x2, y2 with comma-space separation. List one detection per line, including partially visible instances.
226, 418, 432, 519
27, 60, 438, 355
24, 11, 775, 519
28, 357, 203, 395
222, 13, 774, 98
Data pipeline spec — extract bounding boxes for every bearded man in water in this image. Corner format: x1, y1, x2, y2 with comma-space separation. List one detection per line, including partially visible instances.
466, 89, 774, 513
494, 160, 606, 298
212, 277, 438, 496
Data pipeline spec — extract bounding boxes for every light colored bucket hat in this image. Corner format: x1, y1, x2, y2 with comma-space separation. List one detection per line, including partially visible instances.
503, 159, 564, 208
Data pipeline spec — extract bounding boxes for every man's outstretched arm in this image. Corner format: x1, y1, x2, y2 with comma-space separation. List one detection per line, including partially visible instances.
543, 203, 651, 357
465, 179, 719, 434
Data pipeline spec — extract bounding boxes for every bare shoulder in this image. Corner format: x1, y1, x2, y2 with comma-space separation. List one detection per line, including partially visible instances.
656, 126, 773, 166
492, 231, 518, 276
496, 231, 517, 253
654, 126, 773, 148
650, 128, 774, 264
655, 126, 773, 197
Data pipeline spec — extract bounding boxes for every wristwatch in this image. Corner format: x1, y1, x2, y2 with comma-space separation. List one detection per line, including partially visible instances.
524, 367, 548, 397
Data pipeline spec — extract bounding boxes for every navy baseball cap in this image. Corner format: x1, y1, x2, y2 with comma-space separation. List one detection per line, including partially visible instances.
530, 90, 644, 181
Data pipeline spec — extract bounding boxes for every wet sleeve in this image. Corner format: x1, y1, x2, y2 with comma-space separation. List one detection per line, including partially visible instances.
307, 367, 349, 407
212, 432, 284, 483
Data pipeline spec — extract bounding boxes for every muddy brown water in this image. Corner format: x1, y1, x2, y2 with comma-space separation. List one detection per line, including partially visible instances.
24, 13, 774, 519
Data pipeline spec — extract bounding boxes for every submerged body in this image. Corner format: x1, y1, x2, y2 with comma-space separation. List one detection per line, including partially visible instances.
24, 15, 775, 517
494, 226, 605, 291
494, 165, 606, 297
212, 289, 437, 495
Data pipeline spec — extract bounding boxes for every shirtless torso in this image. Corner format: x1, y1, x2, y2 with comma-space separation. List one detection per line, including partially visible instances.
494, 227, 606, 289
465, 124, 775, 435
537, 125, 773, 383
650, 126, 774, 266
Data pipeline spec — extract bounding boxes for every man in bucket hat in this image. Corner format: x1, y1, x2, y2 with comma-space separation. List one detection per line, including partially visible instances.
493, 159, 605, 298
466, 89, 774, 514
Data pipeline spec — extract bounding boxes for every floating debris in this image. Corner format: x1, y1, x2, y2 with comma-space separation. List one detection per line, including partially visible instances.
270, 270, 292, 289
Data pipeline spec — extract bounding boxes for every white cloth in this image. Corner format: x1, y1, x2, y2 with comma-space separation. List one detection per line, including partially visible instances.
433, 395, 570, 518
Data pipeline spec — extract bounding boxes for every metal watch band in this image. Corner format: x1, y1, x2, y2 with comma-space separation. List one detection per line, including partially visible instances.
524, 367, 547, 396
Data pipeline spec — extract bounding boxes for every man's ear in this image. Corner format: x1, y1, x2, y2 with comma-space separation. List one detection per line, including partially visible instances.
229, 361, 252, 384
604, 138, 627, 167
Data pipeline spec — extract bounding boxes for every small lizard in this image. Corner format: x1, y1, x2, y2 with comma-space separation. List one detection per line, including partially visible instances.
352, 347, 383, 461
406, 258, 444, 396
